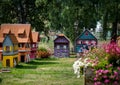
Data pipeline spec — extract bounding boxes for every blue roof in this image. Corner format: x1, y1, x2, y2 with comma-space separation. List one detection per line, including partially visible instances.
76, 29, 97, 40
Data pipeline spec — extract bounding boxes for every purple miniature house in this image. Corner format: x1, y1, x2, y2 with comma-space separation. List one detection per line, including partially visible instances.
54, 34, 70, 57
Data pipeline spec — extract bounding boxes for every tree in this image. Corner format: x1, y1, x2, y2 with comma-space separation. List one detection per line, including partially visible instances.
1, 0, 120, 43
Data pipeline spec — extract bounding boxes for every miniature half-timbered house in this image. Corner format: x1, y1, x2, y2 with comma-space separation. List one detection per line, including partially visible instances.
75, 29, 97, 53
0, 24, 32, 62
2, 34, 18, 67
54, 34, 70, 57
30, 32, 40, 59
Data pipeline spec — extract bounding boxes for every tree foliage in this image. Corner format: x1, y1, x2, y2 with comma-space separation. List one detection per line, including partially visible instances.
0, 0, 120, 43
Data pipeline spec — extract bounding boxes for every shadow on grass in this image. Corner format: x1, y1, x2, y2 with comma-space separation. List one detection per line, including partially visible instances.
0, 78, 2, 83
16, 64, 37, 69
35, 57, 58, 61
26, 60, 59, 65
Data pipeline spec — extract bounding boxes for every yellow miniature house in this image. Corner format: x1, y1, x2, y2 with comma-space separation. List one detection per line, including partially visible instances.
2, 34, 18, 67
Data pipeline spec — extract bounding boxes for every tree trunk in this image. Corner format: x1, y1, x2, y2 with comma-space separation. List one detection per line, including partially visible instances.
44, 30, 50, 43
102, 10, 108, 40
111, 0, 118, 42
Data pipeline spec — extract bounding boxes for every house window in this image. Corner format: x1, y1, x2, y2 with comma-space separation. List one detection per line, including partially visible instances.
6, 46, 10, 52
25, 43, 29, 48
85, 40, 89, 44
18, 34, 25, 38
56, 45, 60, 49
32, 44, 35, 48
29, 44, 31, 48
63, 45, 67, 49
19, 44, 23, 48
78, 40, 82, 44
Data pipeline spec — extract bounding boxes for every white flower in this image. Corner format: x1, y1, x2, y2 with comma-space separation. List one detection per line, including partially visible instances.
73, 59, 85, 78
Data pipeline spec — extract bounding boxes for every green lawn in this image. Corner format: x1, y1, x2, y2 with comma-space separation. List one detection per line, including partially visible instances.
0, 57, 84, 85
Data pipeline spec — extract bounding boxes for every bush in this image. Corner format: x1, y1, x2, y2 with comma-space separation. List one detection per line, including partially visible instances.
94, 59, 108, 70
104, 43, 120, 66
37, 47, 51, 58
85, 47, 108, 63
38, 47, 47, 52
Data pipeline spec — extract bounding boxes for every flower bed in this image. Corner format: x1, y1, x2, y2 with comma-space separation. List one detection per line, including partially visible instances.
73, 42, 120, 85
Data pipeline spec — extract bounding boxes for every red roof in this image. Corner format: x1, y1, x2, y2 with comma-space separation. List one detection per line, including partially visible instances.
32, 32, 39, 43
18, 29, 25, 34
9, 34, 18, 44
0, 24, 32, 43
3, 28, 10, 34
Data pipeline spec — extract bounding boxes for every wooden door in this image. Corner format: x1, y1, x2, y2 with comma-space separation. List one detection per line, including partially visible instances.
21, 55, 25, 62
6, 59, 10, 67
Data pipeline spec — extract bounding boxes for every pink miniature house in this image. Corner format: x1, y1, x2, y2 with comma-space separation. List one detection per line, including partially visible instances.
30, 32, 40, 60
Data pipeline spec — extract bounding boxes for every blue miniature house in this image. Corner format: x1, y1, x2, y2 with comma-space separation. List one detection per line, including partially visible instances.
54, 34, 70, 57
75, 29, 97, 53
2, 34, 18, 67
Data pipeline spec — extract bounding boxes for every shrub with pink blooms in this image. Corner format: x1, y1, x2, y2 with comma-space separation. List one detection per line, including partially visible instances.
93, 43, 120, 85
94, 64, 120, 85
104, 43, 120, 66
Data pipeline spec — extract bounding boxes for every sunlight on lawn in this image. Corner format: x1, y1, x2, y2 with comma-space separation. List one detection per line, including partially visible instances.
0, 57, 84, 85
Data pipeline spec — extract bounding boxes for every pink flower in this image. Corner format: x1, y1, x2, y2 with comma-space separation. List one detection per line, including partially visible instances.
117, 67, 120, 71
103, 70, 109, 74
106, 49, 109, 53
104, 79, 110, 84
114, 81, 119, 85
114, 71, 118, 76
106, 65, 109, 68
109, 64, 113, 67
94, 82, 102, 85
116, 77, 119, 80
94, 78, 97, 81
99, 69, 104, 73
110, 75, 115, 79
103, 75, 107, 79
116, 47, 120, 53
98, 72, 102, 76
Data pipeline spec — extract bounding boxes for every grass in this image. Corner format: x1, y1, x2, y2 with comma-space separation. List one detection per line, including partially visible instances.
0, 57, 84, 85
